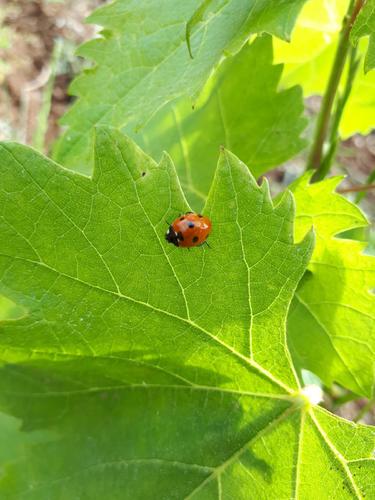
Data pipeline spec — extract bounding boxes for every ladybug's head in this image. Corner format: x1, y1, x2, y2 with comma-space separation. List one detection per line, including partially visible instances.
165, 225, 179, 246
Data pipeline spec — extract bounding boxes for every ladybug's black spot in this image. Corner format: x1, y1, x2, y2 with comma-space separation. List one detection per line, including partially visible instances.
193, 236, 199, 243
188, 222, 195, 228
198, 214, 203, 218
177, 231, 184, 241
180, 217, 185, 221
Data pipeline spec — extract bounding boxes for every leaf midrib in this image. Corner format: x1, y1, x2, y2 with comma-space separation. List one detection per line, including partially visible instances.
115, 140, 191, 320
0, 253, 292, 394
309, 410, 363, 500
226, 152, 253, 358
186, 406, 367, 500
185, 404, 299, 500
12, 458, 215, 498
62, 0, 231, 152
2, 382, 292, 401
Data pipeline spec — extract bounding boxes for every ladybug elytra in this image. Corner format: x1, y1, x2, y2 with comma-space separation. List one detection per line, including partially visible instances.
165, 212, 212, 248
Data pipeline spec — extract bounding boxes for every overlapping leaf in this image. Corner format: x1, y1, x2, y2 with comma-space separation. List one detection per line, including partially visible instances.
129, 36, 307, 209
53, 0, 308, 171
273, 0, 375, 137
0, 128, 373, 498
288, 174, 375, 398
351, 0, 375, 72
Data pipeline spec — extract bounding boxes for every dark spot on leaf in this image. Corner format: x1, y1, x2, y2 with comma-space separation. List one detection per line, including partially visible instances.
141, 171, 146, 176
193, 236, 199, 243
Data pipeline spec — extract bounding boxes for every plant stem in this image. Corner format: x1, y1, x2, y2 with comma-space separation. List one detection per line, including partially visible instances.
312, 44, 360, 182
353, 399, 375, 423
306, 0, 365, 175
32, 39, 63, 153
355, 169, 375, 202
338, 183, 375, 194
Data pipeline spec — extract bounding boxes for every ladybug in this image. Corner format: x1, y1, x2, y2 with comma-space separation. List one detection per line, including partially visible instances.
165, 212, 212, 248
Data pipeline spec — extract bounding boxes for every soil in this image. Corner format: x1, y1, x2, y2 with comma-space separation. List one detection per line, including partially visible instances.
0, 0, 102, 147
0, 0, 374, 424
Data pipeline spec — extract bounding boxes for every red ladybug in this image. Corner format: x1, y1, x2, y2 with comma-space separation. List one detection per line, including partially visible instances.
165, 212, 212, 248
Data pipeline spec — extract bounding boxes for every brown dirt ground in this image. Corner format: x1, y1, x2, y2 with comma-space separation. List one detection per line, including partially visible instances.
0, 0, 103, 147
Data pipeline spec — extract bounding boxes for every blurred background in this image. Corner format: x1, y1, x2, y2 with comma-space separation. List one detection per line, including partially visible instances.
0, 0, 103, 148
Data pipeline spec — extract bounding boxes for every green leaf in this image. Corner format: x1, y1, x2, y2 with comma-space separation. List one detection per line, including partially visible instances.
53, 0, 308, 171
0, 295, 24, 321
351, 0, 375, 72
186, 0, 213, 59
273, 0, 375, 138
129, 35, 307, 209
288, 174, 375, 398
0, 128, 374, 497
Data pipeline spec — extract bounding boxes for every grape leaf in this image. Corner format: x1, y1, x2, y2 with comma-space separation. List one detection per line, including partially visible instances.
273, 0, 375, 138
0, 128, 374, 497
53, 0, 308, 171
288, 174, 375, 398
0, 295, 24, 321
128, 35, 307, 209
351, 0, 375, 72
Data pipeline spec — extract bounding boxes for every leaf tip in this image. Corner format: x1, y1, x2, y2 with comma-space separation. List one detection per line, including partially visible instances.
260, 176, 272, 203
274, 187, 293, 212
302, 224, 316, 256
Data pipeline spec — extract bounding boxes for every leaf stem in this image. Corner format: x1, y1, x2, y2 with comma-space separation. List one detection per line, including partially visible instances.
312, 44, 360, 182
355, 169, 375, 202
186, 0, 213, 59
32, 38, 63, 153
337, 183, 375, 194
306, 0, 365, 175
